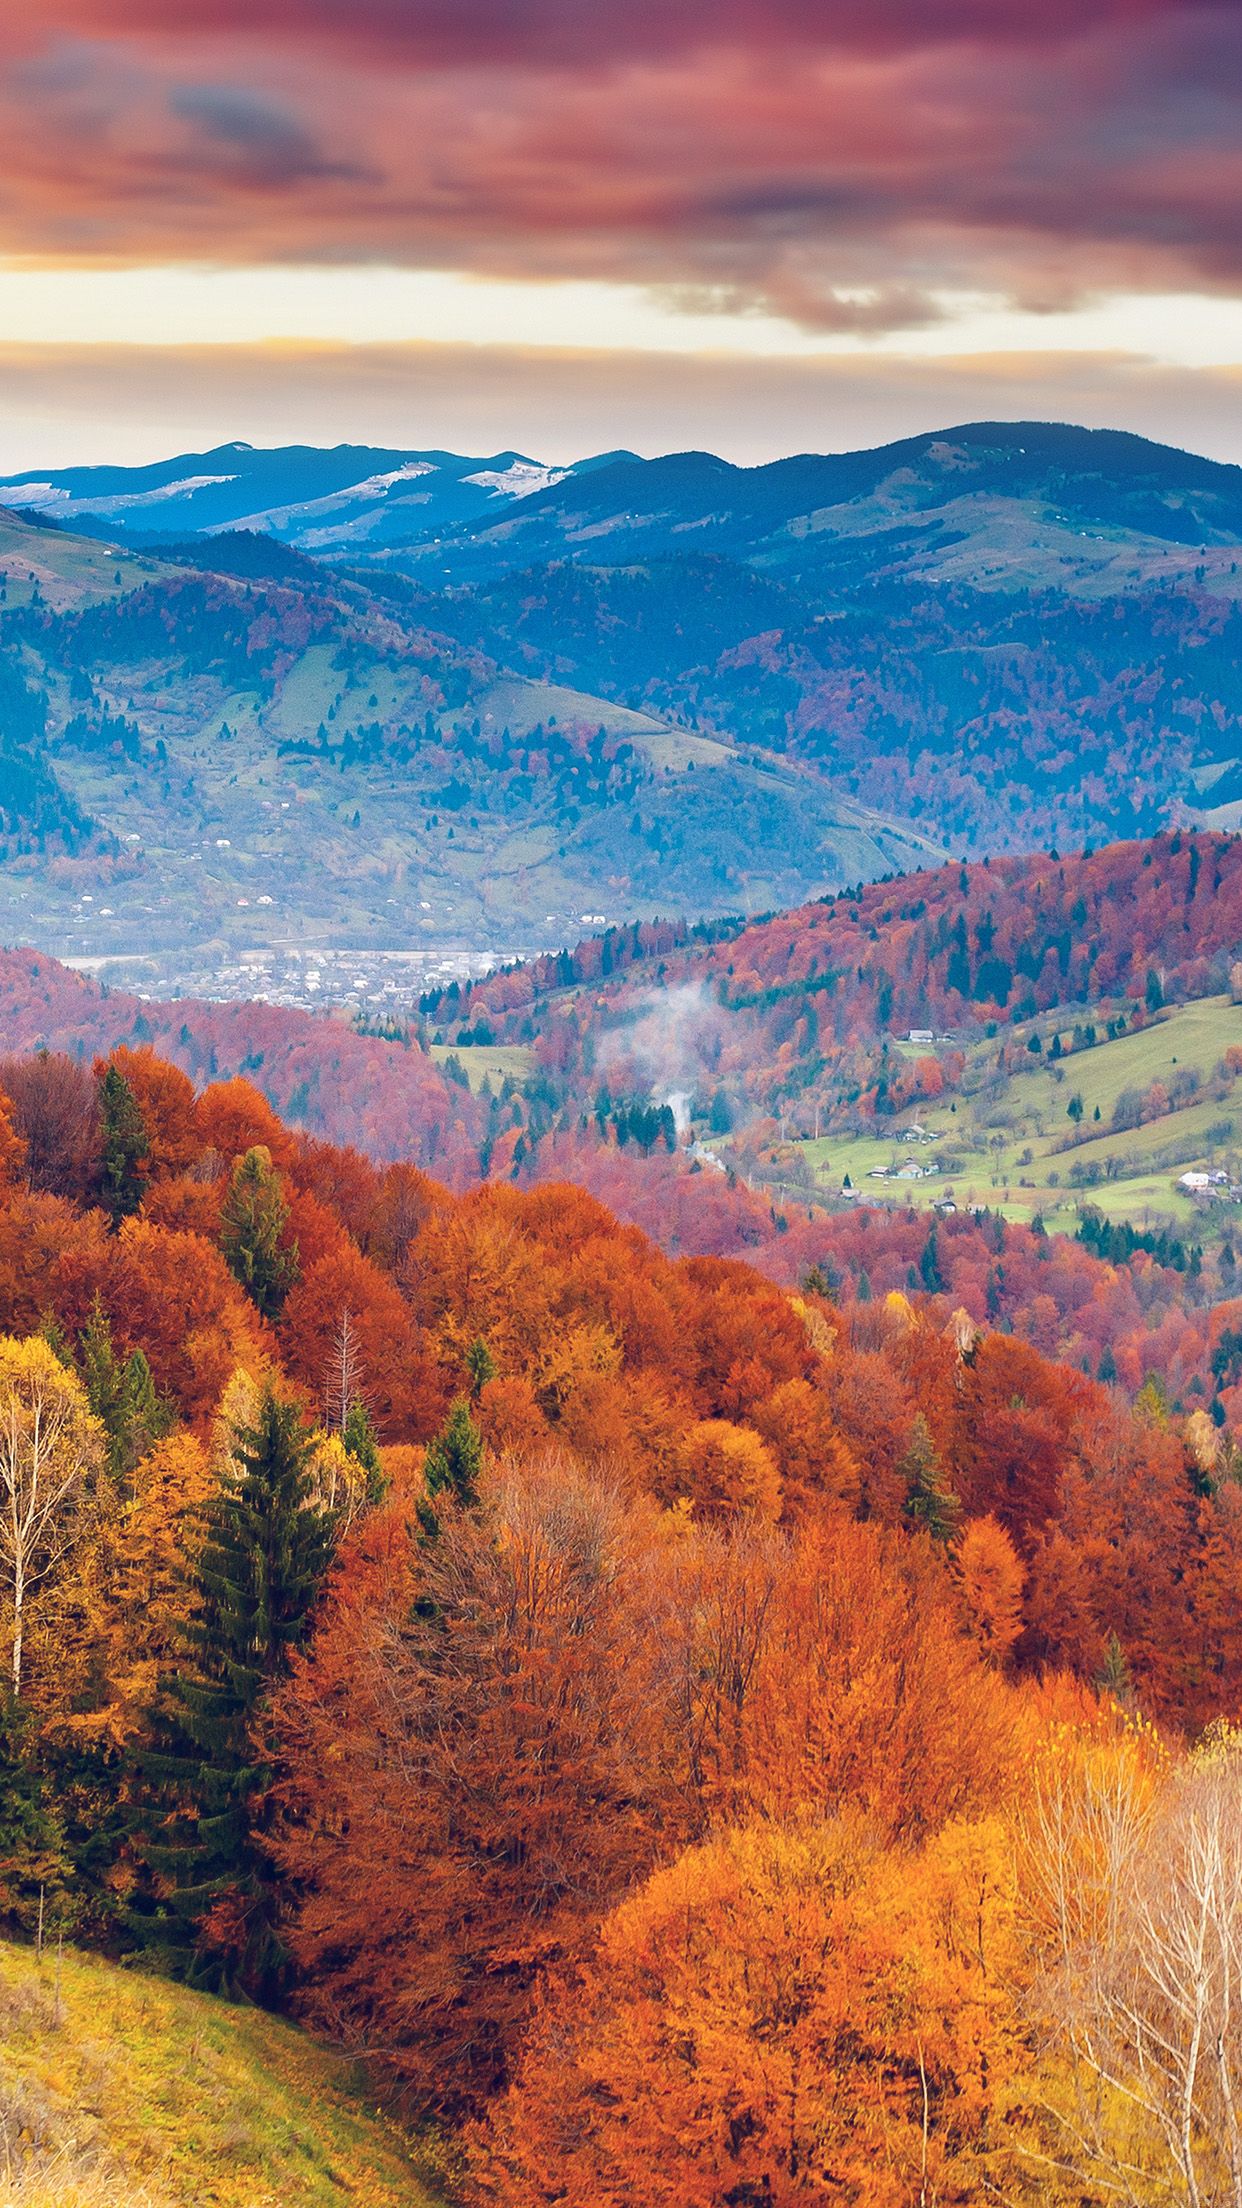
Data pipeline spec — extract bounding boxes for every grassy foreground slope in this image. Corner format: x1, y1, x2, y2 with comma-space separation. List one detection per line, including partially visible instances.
0, 1940, 446, 2208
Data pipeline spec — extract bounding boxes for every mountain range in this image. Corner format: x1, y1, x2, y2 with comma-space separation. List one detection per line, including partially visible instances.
2, 418, 1242, 978
7, 420, 1242, 591
0, 441, 638, 558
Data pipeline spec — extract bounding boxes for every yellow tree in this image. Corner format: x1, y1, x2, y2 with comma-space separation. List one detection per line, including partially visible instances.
1024, 1719, 1242, 2207
0, 1337, 104, 1694
677, 1418, 782, 1522
101, 1430, 213, 1738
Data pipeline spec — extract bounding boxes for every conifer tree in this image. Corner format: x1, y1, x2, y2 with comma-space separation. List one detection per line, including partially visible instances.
464, 1335, 497, 1399
97, 1064, 148, 1228
899, 1414, 959, 1543
1096, 1630, 1134, 1707
76, 1298, 168, 1484
418, 1397, 484, 1538
424, 1397, 483, 1508
919, 1225, 946, 1294
220, 1146, 299, 1321
0, 1691, 70, 1937
134, 1387, 331, 1994
342, 1398, 385, 1505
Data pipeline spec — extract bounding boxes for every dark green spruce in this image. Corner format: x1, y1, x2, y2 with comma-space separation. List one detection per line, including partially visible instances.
219, 1146, 300, 1321
97, 1064, 149, 1229
131, 1387, 331, 1997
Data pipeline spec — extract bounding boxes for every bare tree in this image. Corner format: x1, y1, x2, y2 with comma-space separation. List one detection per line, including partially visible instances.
0, 1335, 104, 1694
0, 1050, 99, 1203
1026, 1724, 1242, 2208
323, 1305, 366, 1435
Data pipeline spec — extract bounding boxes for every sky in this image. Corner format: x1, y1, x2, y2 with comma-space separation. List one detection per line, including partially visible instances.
2, 1, 1242, 466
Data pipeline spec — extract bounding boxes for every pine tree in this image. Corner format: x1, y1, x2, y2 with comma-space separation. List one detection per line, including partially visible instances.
220, 1147, 299, 1321
419, 1398, 484, 1538
133, 1388, 331, 1995
899, 1414, 959, 1543
97, 1064, 148, 1229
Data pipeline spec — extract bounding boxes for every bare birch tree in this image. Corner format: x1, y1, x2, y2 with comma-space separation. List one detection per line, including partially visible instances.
324, 1306, 365, 1435
0, 1334, 104, 1694
1025, 1721, 1242, 2208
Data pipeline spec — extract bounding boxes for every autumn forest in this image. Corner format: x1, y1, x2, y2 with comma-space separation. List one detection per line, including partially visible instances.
0, 991, 1239, 2204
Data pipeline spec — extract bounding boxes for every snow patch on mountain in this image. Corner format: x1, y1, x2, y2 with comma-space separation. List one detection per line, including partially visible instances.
465, 462, 569, 499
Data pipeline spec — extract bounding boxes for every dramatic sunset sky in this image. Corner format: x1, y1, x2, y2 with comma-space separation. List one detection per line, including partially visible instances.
3, 0, 1242, 464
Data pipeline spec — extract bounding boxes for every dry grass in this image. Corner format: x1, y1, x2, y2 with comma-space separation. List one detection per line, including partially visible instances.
0, 1940, 445, 2208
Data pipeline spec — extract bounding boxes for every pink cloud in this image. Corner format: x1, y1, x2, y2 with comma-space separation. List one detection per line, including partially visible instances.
0, 2, 1238, 326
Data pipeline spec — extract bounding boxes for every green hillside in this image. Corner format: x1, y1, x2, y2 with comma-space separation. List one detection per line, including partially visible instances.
0, 1939, 447, 2208
783, 993, 1242, 1233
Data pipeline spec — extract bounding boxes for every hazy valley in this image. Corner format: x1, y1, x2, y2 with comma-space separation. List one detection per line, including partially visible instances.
3, 419, 1242, 995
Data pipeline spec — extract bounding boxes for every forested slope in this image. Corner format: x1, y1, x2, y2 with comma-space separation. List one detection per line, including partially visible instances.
0, 1046, 1241, 2202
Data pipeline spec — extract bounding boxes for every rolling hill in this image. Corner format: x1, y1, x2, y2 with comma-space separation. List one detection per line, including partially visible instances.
397, 421, 1242, 596
2, 837, 1242, 1417
0, 506, 938, 970
11, 422, 1242, 595
0, 440, 638, 557
423, 828, 1242, 1241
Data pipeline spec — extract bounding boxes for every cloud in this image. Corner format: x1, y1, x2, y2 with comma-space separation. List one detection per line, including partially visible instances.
0, 3, 1239, 332
20, 1, 1234, 70
167, 83, 370, 188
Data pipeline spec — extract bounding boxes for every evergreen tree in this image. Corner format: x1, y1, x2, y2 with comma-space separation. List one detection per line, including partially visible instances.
0, 1691, 70, 1938
919, 1226, 946, 1295
464, 1335, 497, 1399
342, 1397, 385, 1505
899, 1414, 959, 1543
1096, 1630, 1133, 1707
418, 1398, 484, 1539
97, 1064, 149, 1228
220, 1147, 299, 1321
76, 1298, 168, 1483
133, 1388, 331, 1995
